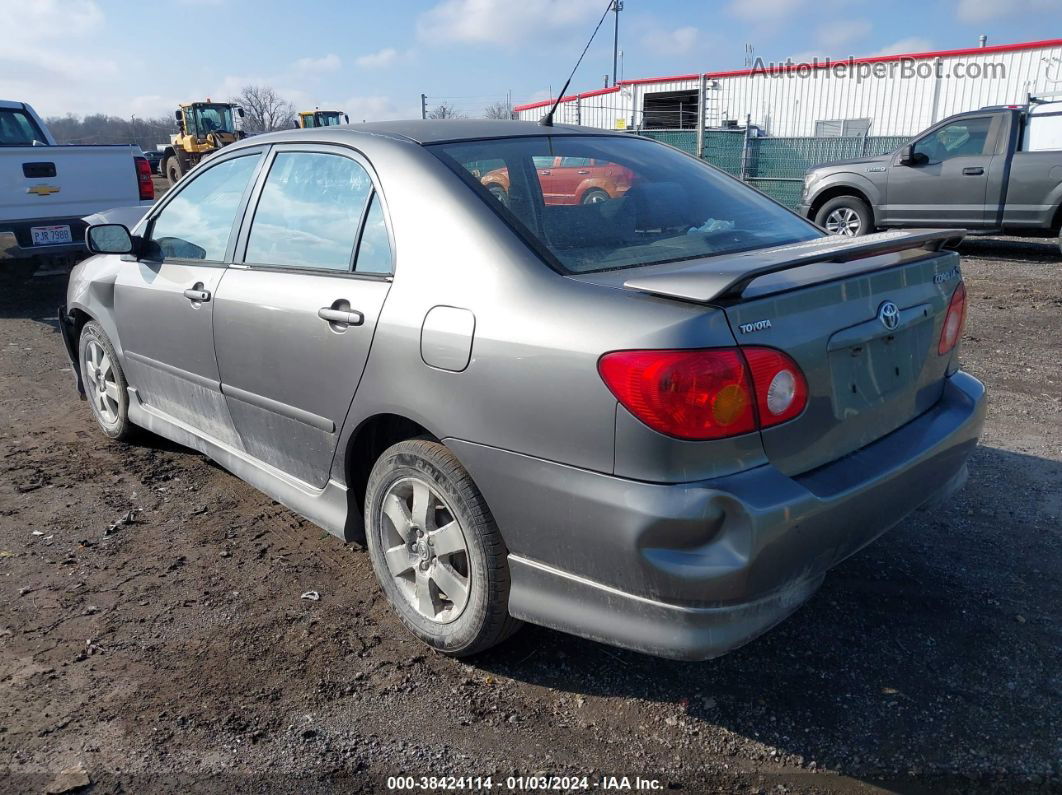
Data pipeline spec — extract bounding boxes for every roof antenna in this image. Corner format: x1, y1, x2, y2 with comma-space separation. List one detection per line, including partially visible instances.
540, 0, 614, 127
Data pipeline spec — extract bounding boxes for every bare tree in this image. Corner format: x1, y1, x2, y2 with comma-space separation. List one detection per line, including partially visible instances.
427, 103, 467, 120
46, 113, 174, 150
231, 85, 295, 132
483, 101, 514, 120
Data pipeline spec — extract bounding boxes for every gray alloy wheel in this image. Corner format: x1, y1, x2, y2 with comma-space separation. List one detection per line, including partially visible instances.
815, 195, 872, 237
78, 320, 135, 440
824, 206, 862, 236
379, 476, 471, 623
581, 188, 609, 205
364, 439, 521, 656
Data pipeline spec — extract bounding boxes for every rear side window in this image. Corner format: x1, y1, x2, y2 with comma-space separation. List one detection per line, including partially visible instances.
355, 193, 392, 274
148, 154, 261, 261
0, 109, 46, 146
244, 151, 373, 271
430, 135, 820, 274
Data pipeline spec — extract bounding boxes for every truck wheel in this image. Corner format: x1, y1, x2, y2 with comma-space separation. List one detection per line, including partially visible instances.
364, 439, 522, 657
163, 156, 183, 186
815, 196, 872, 237
78, 321, 135, 441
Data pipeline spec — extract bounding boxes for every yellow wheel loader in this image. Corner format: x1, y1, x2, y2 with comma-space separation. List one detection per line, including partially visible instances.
296, 109, 349, 128
160, 101, 246, 186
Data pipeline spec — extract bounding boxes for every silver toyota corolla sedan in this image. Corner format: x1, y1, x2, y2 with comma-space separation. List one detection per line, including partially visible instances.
60, 120, 985, 660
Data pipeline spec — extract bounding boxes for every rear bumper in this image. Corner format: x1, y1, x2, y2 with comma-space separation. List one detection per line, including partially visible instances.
0, 217, 88, 261
447, 371, 986, 660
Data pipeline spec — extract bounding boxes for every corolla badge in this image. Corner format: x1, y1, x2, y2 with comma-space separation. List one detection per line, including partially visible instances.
878, 300, 900, 330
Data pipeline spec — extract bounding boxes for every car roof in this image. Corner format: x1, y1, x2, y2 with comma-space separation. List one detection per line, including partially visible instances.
248, 119, 627, 147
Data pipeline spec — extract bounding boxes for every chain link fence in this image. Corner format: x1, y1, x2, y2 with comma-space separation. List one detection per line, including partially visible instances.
634, 128, 910, 208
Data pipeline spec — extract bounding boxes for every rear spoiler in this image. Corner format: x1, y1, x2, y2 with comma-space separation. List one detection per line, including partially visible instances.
622, 229, 965, 304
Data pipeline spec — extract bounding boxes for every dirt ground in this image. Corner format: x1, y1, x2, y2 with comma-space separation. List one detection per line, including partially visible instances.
0, 238, 1059, 794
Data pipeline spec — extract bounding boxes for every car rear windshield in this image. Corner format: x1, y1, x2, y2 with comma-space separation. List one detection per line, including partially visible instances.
0, 108, 47, 146
429, 134, 821, 273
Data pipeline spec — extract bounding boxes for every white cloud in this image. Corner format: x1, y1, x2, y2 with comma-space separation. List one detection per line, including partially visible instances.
956, 0, 1056, 22
643, 26, 699, 56
417, 0, 602, 45
728, 0, 804, 22
817, 20, 871, 48
339, 96, 410, 123
0, 0, 128, 116
356, 48, 399, 68
871, 37, 934, 57
294, 54, 342, 73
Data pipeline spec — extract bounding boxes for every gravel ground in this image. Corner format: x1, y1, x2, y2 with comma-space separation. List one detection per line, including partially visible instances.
0, 238, 1059, 794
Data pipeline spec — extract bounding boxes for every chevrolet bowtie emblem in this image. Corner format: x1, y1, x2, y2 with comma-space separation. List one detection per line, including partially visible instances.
27, 184, 61, 196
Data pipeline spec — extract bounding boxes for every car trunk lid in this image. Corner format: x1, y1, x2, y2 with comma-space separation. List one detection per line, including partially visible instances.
610, 230, 966, 476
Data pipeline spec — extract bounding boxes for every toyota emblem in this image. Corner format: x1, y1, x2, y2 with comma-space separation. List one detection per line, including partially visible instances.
878, 301, 900, 330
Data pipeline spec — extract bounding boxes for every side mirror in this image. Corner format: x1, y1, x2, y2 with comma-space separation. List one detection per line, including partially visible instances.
174, 110, 182, 122
86, 224, 134, 255
344, 114, 350, 124
899, 144, 928, 166
237, 108, 245, 118
293, 120, 299, 128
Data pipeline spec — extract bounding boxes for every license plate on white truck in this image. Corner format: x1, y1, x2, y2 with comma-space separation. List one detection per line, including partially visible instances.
31, 225, 72, 246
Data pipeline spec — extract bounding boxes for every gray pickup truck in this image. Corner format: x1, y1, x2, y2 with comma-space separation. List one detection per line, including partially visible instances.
798, 100, 1062, 250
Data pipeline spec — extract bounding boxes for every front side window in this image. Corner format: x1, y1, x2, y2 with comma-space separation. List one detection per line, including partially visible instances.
148, 154, 261, 261
244, 151, 373, 270
0, 109, 46, 145
431, 135, 820, 274
194, 105, 235, 135
914, 117, 992, 162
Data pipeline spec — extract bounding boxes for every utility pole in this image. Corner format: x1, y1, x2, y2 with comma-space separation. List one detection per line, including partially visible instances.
420, 93, 427, 120
611, 1, 623, 86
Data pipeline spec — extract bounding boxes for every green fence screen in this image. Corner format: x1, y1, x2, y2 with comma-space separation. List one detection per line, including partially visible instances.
633, 129, 910, 209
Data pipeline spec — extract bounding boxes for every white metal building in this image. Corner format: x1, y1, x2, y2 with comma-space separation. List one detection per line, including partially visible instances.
514, 38, 1062, 137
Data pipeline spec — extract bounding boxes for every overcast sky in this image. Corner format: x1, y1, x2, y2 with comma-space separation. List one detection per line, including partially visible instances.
3, 0, 1060, 121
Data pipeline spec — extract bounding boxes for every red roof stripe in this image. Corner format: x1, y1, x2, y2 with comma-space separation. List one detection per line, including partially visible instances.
513, 38, 1062, 112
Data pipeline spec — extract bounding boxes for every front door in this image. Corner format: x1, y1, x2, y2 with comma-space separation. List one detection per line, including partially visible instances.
212, 147, 394, 487
114, 150, 264, 446
883, 115, 999, 227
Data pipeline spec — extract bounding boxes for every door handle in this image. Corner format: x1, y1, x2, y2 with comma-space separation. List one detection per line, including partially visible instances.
577, 169, 590, 174
183, 286, 210, 302
318, 307, 364, 326
962, 166, 984, 176
539, 170, 551, 175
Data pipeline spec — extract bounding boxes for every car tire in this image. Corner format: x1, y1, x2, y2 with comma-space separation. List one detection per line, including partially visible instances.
164, 155, 183, 186
815, 196, 873, 237
78, 321, 135, 441
364, 439, 521, 657
581, 188, 609, 205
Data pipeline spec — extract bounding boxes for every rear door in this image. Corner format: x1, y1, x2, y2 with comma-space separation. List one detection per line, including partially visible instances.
883, 114, 1002, 227
114, 148, 265, 446
211, 145, 393, 488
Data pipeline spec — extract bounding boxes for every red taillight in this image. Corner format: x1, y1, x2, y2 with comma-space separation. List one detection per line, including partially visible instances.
742, 347, 809, 428
135, 156, 154, 201
598, 346, 809, 440
938, 282, 967, 355
598, 349, 756, 440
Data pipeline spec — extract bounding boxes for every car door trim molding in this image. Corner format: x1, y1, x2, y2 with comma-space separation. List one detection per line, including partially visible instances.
220, 382, 336, 433
125, 350, 221, 392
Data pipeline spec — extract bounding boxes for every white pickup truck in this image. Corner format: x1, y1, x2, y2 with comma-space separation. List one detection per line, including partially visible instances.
1, 100, 155, 264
